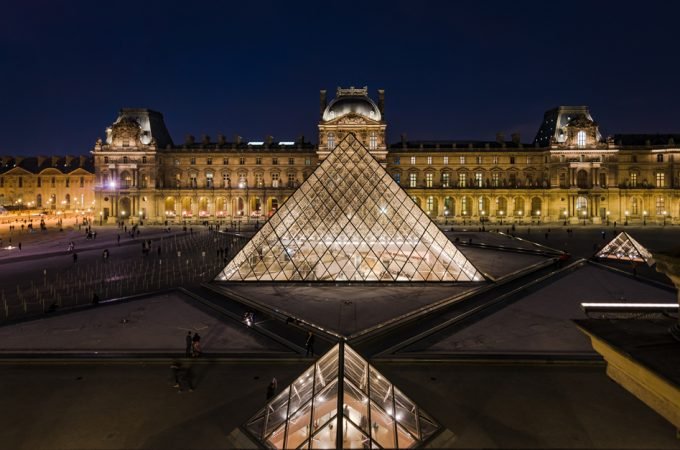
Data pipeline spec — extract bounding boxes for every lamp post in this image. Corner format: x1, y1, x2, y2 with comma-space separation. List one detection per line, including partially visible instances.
663, 210, 667, 226
480, 210, 485, 225
499, 210, 504, 225
606, 211, 610, 226
562, 210, 567, 226
582, 210, 587, 226
625, 210, 629, 226
536, 210, 541, 225
518, 210, 523, 225
643, 210, 648, 226
121, 210, 126, 223
444, 209, 449, 225
99, 211, 103, 226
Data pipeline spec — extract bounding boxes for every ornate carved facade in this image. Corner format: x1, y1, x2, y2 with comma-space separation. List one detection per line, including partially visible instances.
2, 88, 680, 226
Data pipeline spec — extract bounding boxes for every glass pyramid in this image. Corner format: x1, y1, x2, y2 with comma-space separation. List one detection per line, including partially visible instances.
216, 134, 481, 282
244, 342, 441, 449
596, 231, 655, 266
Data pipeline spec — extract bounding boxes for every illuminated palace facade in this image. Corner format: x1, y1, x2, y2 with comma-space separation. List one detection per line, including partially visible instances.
2, 86, 680, 225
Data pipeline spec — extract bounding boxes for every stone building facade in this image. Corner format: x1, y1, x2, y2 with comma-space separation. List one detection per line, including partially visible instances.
2, 87, 679, 225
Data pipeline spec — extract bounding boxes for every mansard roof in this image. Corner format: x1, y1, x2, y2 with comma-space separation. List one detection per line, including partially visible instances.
0, 156, 94, 175
389, 140, 541, 151
614, 134, 680, 147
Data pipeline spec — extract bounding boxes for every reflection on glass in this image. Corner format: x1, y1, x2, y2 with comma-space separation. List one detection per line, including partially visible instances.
217, 135, 481, 282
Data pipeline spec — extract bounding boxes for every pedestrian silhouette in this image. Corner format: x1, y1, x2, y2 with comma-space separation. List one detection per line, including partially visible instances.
305, 331, 315, 357
185, 331, 193, 357
266, 377, 278, 400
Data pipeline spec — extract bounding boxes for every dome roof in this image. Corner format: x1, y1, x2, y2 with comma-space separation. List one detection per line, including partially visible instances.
322, 96, 381, 122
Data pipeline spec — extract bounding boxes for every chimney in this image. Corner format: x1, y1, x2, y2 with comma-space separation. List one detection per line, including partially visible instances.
185, 134, 195, 145
51, 156, 59, 166
201, 134, 210, 145
233, 135, 242, 147
217, 134, 226, 145
401, 133, 407, 147
65, 155, 74, 166
378, 89, 385, 115
496, 133, 504, 144
320, 90, 327, 117
37, 156, 46, 167
265, 135, 273, 147
511, 133, 521, 145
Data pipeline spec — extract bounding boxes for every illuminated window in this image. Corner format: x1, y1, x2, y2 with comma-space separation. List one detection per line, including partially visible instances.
190, 157, 195, 165
175, 174, 181, 188
459, 155, 465, 164
476, 156, 482, 164
206, 157, 212, 165
492, 172, 500, 187
509, 156, 515, 164
409, 173, 417, 187
304, 157, 311, 166
37, 177, 42, 187
656, 196, 665, 215
425, 172, 433, 187
369, 132, 378, 150
577, 131, 586, 148
255, 173, 263, 187
272, 172, 279, 187
327, 133, 335, 150
288, 173, 295, 187
492, 156, 499, 164
458, 173, 467, 187
222, 173, 230, 187
190, 174, 197, 188
656, 172, 665, 187
443, 156, 449, 165
426, 196, 434, 212
657, 154, 664, 162
475, 172, 483, 187
174, 159, 180, 166
631, 197, 639, 215
442, 172, 450, 188
461, 196, 469, 215
410, 156, 416, 165
427, 156, 432, 165
206, 172, 214, 188
630, 172, 638, 187
223, 158, 229, 165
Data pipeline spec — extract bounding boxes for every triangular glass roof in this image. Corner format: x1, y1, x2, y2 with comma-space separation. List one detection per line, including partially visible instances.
596, 231, 655, 266
216, 133, 481, 282
244, 342, 441, 449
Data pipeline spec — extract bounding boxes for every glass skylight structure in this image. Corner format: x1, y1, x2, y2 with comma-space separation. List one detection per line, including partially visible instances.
596, 231, 654, 265
216, 134, 481, 282
244, 342, 441, 449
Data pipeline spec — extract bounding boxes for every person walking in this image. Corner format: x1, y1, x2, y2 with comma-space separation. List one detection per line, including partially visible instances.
305, 331, 315, 357
191, 333, 202, 357
266, 377, 278, 400
72, 252, 78, 263
185, 331, 193, 357
18, 242, 21, 251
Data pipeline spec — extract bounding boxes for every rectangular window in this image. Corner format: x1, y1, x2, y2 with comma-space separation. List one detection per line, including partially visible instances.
288, 172, 296, 187
492, 156, 499, 165
142, 156, 147, 164
656, 196, 665, 215
0, 177, 3, 187
631, 155, 637, 163
190, 157, 196, 165
657, 154, 664, 162
190, 174, 197, 188
409, 173, 417, 188
410, 156, 416, 165
223, 158, 229, 165
174, 159, 180, 166
304, 157, 311, 166
104, 156, 109, 164
526, 156, 531, 165
65, 178, 69, 187
427, 156, 432, 165
476, 156, 482, 165
206, 173, 214, 188
656, 172, 665, 187
510, 156, 515, 164
51, 177, 56, 187
37, 177, 42, 187
272, 158, 278, 165
255, 173, 263, 187
425, 173, 433, 187
288, 158, 294, 165
239, 157, 245, 165
393, 156, 400, 165
271, 172, 279, 187
458, 173, 467, 187
18, 177, 23, 188
475, 172, 483, 187
394, 173, 401, 184
459, 155, 465, 165
630, 172, 638, 187
442, 173, 450, 188
256, 157, 262, 165
443, 156, 449, 165
461, 196, 469, 215
223, 173, 230, 187
369, 132, 378, 150
206, 157, 212, 165
492, 172, 500, 187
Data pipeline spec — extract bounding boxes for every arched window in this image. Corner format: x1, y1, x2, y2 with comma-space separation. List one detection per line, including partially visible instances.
426, 196, 434, 213
577, 130, 586, 148
496, 197, 507, 216
576, 196, 588, 215
531, 197, 542, 216
631, 197, 640, 215
369, 132, 378, 150
513, 197, 525, 216
327, 133, 335, 150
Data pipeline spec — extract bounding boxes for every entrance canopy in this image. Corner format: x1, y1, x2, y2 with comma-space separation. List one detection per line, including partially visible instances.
596, 231, 654, 266
244, 342, 440, 449
216, 134, 481, 282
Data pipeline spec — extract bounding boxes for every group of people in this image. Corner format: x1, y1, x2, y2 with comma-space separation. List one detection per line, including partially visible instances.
185, 331, 202, 357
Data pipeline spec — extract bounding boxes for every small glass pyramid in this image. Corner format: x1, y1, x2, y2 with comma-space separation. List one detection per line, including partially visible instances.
244, 342, 441, 449
596, 231, 654, 266
216, 134, 481, 282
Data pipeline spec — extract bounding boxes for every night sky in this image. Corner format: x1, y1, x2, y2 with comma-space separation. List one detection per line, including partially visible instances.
2, 1, 680, 156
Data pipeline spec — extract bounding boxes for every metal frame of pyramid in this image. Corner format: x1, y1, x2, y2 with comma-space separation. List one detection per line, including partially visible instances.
243, 342, 441, 449
216, 134, 482, 282
596, 231, 655, 266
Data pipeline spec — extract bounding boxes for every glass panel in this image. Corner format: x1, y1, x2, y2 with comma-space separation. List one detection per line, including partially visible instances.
342, 418, 372, 449
266, 422, 286, 450
397, 423, 417, 449
310, 420, 337, 449
370, 403, 395, 449
245, 409, 266, 440
418, 410, 439, 441
343, 379, 369, 434
286, 400, 313, 450
394, 387, 418, 438
312, 379, 338, 433
369, 367, 392, 407
315, 345, 339, 389
289, 367, 315, 415
265, 387, 290, 438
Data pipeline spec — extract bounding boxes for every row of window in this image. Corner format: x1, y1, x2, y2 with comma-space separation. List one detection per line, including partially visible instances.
327, 132, 379, 151
393, 153, 669, 166
171, 171, 299, 189
0, 176, 86, 188
103, 155, 315, 166
103, 156, 148, 164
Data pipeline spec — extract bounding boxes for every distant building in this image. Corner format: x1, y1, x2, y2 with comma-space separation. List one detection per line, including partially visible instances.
2, 86, 680, 225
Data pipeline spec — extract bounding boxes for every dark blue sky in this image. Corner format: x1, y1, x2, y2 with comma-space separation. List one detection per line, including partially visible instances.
2, 1, 679, 155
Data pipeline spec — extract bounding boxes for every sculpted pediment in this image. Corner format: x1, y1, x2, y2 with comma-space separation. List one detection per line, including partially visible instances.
324, 112, 380, 126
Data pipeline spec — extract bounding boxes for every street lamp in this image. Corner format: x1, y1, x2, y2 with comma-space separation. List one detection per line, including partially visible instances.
444, 209, 449, 225
536, 210, 541, 225
121, 210, 126, 222
625, 210, 629, 226
643, 210, 648, 226
606, 211, 610, 226
582, 209, 587, 226
562, 210, 568, 226
663, 210, 667, 226
499, 210, 504, 225
518, 210, 523, 224
480, 210, 485, 225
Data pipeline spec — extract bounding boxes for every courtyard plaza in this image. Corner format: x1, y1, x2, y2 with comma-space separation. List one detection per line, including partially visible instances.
0, 222, 678, 448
